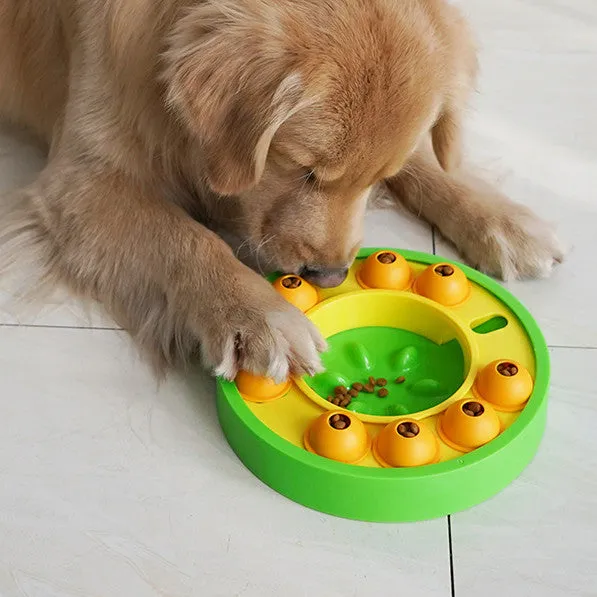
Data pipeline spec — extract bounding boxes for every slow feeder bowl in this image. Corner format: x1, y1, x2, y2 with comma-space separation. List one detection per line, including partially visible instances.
235, 370, 291, 403
413, 262, 470, 306
373, 419, 440, 467
272, 274, 319, 312
356, 250, 413, 290
438, 399, 501, 452
216, 248, 550, 523
473, 359, 534, 412
304, 411, 370, 464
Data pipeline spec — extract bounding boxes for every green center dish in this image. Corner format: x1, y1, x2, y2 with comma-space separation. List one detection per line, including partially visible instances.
307, 327, 465, 416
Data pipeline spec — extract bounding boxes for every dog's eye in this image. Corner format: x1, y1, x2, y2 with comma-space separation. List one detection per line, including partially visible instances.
305, 170, 318, 184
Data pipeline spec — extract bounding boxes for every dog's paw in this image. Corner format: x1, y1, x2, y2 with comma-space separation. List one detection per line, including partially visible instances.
459, 204, 566, 281
200, 286, 326, 382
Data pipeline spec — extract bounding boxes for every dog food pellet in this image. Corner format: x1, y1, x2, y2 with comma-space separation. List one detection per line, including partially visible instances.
348, 388, 359, 397
334, 385, 348, 395
330, 413, 351, 430
352, 382, 364, 392
497, 362, 518, 377
368, 376, 376, 385
463, 401, 484, 417
376, 378, 387, 387
282, 276, 302, 288
332, 396, 342, 406
364, 383, 375, 393
340, 397, 351, 407
434, 264, 454, 276
377, 388, 389, 398
377, 252, 397, 264
395, 376, 406, 384
397, 422, 420, 437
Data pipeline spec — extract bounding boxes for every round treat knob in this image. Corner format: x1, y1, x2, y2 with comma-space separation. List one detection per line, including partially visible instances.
373, 419, 439, 467
235, 370, 291, 403
356, 251, 413, 290
437, 399, 501, 452
304, 411, 370, 464
272, 275, 319, 312
413, 263, 470, 306
474, 360, 534, 411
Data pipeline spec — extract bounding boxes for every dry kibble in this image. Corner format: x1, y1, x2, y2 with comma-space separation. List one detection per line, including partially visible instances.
340, 397, 351, 408
377, 252, 397, 264
377, 388, 389, 398
332, 397, 342, 406
434, 264, 454, 277
329, 414, 351, 430
281, 276, 302, 288
376, 378, 387, 387
348, 388, 359, 398
368, 376, 376, 385
463, 401, 484, 417
334, 385, 348, 395
352, 382, 364, 392
364, 383, 375, 393
397, 421, 420, 438
395, 376, 406, 384
497, 362, 518, 377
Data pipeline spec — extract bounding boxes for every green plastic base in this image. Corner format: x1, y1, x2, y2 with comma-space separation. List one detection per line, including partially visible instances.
216, 249, 549, 522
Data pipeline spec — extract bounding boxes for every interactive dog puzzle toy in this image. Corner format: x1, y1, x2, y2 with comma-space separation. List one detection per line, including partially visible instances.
216, 249, 549, 522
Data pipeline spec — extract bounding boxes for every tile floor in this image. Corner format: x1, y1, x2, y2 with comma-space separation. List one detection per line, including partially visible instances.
0, 1, 596, 595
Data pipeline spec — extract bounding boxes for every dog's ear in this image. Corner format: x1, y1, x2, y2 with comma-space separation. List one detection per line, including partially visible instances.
431, 106, 462, 172
164, 3, 306, 195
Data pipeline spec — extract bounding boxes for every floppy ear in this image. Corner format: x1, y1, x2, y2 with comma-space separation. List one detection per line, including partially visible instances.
431, 105, 463, 172
164, 3, 304, 195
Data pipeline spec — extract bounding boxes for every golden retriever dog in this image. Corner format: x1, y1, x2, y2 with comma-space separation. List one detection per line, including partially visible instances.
0, 0, 563, 380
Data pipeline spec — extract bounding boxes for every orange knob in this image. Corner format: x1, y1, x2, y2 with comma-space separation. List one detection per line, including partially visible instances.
413, 263, 470, 306
373, 419, 439, 468
473, 360, 534, 412
272, 275, 319, 312
304, 411, 370, 464
235, 370, 291, 403
356, 251, 413, 290
437, 399, 501, 452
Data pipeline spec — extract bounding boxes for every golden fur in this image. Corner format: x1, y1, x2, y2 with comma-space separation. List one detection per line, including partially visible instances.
0, 0, 563, 380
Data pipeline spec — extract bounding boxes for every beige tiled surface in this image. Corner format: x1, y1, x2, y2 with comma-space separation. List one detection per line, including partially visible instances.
0, 0, 596, 595
0, 327, 451, 596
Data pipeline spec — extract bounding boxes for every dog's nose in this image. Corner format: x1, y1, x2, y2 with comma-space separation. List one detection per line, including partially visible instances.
300, 266, 349, 288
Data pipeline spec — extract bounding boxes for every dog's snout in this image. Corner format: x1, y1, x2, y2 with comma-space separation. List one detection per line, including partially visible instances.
300, 266, 348, 288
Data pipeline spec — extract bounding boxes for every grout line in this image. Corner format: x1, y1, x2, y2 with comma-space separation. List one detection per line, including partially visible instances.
548, 345, 597, 350
0, 322, 122, 331
447, 515, 456, 597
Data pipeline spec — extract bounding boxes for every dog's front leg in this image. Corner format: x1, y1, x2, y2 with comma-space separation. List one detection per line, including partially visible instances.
5, 159, 325, 379
384, 151, 565, 280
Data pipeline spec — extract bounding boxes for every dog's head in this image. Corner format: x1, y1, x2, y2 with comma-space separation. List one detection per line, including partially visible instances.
165, 0, 476, 286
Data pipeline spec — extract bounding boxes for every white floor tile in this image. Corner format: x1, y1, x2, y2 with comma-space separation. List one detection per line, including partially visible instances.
0, 326, 451, 597
450, 347, 597, 597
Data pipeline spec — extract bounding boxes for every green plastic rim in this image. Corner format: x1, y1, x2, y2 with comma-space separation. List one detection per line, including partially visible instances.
216, 249, 550, 522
